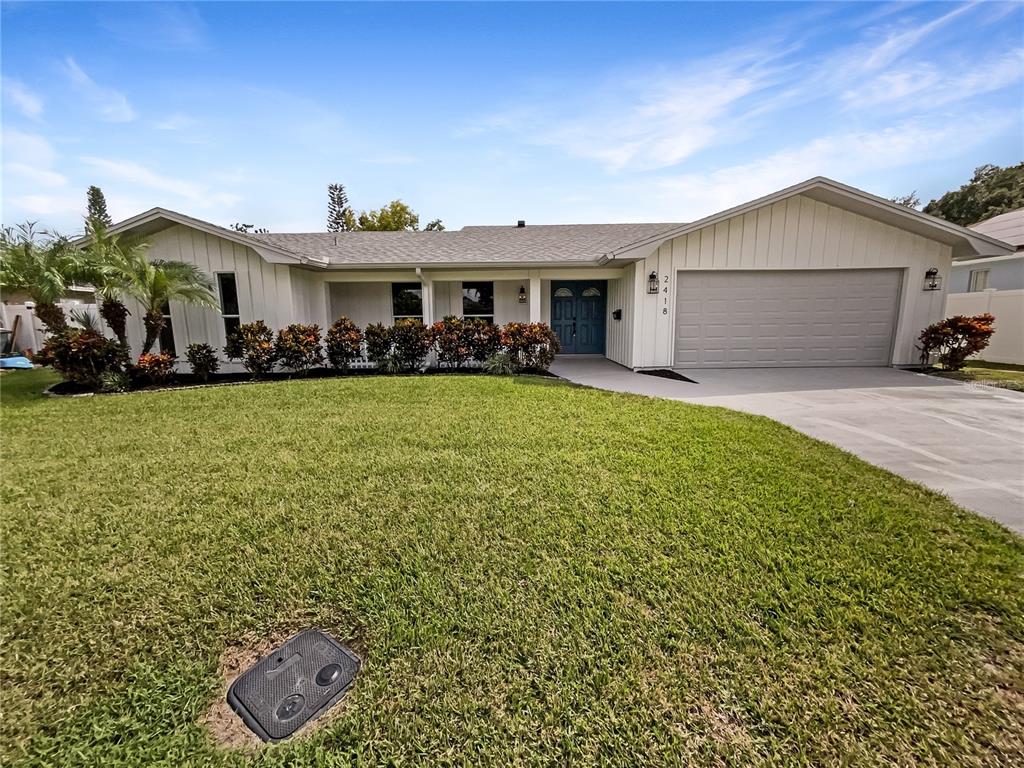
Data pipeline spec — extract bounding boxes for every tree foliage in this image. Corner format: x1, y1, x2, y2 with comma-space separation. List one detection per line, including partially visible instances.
356, 200, 420, 231
0, 222, 81, 333
424, 218, 446, 231
85, 186, 112, 234
230, 223, 269, 234
918, 314, 996, 370
889, 192, 920, 209
327, 183, 354, 233
923, 163, 1024, 226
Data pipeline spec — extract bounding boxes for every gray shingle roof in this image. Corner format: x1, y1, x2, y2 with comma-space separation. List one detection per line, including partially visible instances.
248, 222, 683, 265
969, 209, 1024, 249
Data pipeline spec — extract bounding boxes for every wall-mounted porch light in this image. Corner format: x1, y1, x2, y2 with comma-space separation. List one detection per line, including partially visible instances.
518, 285, 527, 303
923, 267, 942, 291
647, 271, 659, 294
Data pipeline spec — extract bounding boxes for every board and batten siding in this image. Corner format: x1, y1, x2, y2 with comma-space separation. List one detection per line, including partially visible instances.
630, 194, 953, 368
605, 262, 635, 367
123, 224, 295, 363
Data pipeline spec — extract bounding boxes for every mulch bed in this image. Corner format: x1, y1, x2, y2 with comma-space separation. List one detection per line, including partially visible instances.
44, 366, 558, 397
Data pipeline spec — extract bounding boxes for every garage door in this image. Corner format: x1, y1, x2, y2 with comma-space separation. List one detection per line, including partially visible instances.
674, 269, 901, 368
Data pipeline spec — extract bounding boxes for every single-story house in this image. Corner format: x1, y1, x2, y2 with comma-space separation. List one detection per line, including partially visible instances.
102, 176, 1013, 370
946, 208, 1024, 365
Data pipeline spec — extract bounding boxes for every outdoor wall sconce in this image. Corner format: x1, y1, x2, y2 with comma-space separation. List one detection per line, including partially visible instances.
923, 267, 942, 291
518, 285, 527, 303
612, 309, 623, 321
648, 271, 659, 294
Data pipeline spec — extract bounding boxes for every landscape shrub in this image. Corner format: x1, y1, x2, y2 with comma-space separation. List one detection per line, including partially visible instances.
99, 369, 130, 393
469, 318, 501, 362
32, 329, 127, 388
134, 352, 176, 386
223, 330, 243, 362
482, 351, 517, 376
184, 343, 220, 382
431, 316, 474, 369
391, 318, 432, 371
918, 313, 996, 370
364, 323, 393, 365
500, 322, 560, 371
233, 320, 277, 378
275, 323, 324, 375
326, 316, 364, 369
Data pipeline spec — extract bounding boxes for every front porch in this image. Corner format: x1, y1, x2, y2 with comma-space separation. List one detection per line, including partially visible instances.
315, 266, 635, 361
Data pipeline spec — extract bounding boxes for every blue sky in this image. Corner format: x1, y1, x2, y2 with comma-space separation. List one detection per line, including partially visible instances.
2, 1, 1022, 233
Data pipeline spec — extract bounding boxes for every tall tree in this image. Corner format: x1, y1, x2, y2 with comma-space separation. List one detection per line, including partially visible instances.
923, 163, 1024, 226
85, 186, 112, 234
0, 223, 82, 333
122, 253, 219, 355
424, 218, 446, 231
327, 183, 353, 232
356, 200, 420, 231
78, 227, 147, 347
889, 192, 920, 209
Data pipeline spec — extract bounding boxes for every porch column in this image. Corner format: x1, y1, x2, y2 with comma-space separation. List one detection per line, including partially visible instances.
417, 268, 434, 325
529, 273, 542, 323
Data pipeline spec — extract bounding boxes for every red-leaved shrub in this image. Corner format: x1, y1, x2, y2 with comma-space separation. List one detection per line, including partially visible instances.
326, 316, 364, 369
500, 322, 560, 371
135, 352, 176, 385
918, 313, 996, 370
33, 329, 127, 387
275, 323, 324, 375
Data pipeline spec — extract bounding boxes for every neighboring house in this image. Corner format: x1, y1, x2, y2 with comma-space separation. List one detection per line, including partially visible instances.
98, 176, 1012, 371
946, 208, 1024, 364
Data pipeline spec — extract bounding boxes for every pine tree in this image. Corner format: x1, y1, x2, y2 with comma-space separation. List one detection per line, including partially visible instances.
327, 183, 352, 232
85, 185, 112, 234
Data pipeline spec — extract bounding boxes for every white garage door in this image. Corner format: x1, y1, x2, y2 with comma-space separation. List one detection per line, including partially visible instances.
674, 269, 902, 368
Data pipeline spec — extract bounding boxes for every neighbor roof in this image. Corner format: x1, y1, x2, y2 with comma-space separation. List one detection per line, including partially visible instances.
969, 209, 1024, 249
248, 223, 683, 266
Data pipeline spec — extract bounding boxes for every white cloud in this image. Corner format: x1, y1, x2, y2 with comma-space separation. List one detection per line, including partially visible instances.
2, 78, 44, 119
79, 156, 241, 209
651, 115, 1012, 222
154, 113, 198, 131
2, 130, 68, 189
842, 49, 1024, 111
99, 3, 208, 50
62, 57, 136, 122
859, 2, 976, 72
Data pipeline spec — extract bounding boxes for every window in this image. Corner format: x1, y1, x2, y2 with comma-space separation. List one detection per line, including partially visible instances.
553, 287, 574, 298
392, 282, 423, 321
217, 273, 241, 337
582, 286, 602, 297
968, 269, 990, 292
158, 301, 175, 356
462, 281, 494, 324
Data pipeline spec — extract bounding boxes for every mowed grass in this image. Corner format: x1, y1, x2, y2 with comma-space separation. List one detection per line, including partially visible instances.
2, 368, 1022, 766
934, 360, 1024, 392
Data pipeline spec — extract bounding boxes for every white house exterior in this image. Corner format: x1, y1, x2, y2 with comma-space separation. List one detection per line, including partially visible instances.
946, 208, 1024, 365
101, 177, 1013, 371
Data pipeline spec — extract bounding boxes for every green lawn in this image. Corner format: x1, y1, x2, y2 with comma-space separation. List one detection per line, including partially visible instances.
933, 360, 1024, 391
2, 368, 1022, 765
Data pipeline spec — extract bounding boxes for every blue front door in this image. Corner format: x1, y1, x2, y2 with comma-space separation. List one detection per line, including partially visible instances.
551, 281, 607, 354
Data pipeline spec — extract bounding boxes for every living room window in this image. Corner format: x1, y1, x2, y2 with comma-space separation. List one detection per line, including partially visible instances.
392, 283, 423, 321
462, 281, 494, 324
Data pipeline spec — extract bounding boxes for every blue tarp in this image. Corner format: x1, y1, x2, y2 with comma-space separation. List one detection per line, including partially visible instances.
0, 356, 34, 369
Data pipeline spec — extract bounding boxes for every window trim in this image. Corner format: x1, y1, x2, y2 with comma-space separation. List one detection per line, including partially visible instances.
391, 282, 424, 321
461, 280, 495, 325
216, 272, 241, 336
968, 269, 990, 292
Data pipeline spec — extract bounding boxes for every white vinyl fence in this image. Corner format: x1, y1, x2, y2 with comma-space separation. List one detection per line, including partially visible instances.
0, 299, 99, 355
945, 289, 1024, 365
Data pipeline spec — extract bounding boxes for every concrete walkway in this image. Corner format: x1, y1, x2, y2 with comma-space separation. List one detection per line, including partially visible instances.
550, 357, 1024, 534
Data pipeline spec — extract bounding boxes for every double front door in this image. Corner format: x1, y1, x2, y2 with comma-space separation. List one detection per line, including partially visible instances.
551, 280, 606, 354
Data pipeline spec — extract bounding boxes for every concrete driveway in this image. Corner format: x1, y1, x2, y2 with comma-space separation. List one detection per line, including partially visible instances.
550, 357, 1024, 533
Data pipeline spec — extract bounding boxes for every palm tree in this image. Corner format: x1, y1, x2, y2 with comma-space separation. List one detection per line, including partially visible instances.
0, 223, 82, 333
124, 252, 218, 355
78, 222, 144, 347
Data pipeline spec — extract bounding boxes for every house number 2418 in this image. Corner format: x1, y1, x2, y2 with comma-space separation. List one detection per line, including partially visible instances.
662, 275, 669, 314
